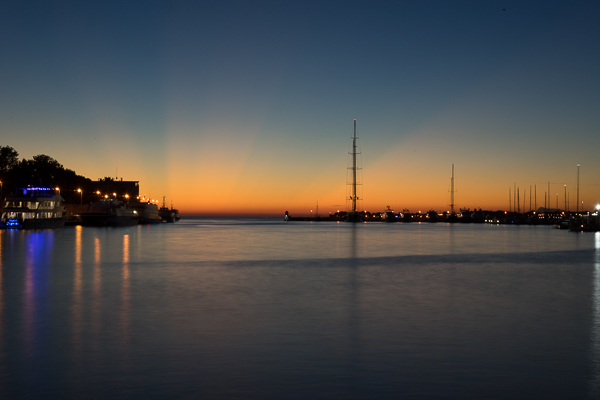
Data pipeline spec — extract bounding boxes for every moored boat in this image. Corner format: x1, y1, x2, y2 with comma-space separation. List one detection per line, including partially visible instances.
1, 187, 66, 229
427, 210, 438, 222
132, 201, 161, 224
383, 206, 396, 222
158, 197, 179, 222
81, 199, 138, 226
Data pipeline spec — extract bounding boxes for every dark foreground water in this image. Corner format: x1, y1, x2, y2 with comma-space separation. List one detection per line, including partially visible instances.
1, 219, 600, 399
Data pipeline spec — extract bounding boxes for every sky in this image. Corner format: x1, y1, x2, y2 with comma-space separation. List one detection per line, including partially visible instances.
1, 1, 599, 216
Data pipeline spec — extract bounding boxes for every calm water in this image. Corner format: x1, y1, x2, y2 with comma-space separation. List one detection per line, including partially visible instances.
1, 219, 600, 399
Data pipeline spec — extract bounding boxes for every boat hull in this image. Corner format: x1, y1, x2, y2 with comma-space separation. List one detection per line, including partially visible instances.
1, 187, 66, 230
345, 212, 363, 223
81, 199, 139, 227
133, 203, 161, 224
81, 214, 138, 227
159, 207, 176, 222
1, 216, 66, 230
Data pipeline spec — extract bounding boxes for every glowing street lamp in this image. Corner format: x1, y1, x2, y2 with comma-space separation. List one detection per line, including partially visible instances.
77, 188, 82, 204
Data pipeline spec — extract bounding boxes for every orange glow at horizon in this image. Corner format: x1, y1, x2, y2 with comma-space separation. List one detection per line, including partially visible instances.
165, 168, 600, 217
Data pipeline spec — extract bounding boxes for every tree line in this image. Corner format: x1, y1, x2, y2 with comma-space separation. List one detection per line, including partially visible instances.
1, 145, 92, 203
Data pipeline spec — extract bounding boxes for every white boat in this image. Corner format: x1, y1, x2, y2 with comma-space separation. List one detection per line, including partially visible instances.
1, 187, 66, 229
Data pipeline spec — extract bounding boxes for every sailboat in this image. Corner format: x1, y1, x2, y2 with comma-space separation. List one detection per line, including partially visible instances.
346, 119, 362, 222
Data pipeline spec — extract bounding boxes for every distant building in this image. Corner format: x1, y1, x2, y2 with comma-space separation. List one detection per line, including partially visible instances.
93, 177, 139, 199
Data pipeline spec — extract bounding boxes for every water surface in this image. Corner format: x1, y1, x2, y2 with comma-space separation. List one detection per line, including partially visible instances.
1, 219, 599, 399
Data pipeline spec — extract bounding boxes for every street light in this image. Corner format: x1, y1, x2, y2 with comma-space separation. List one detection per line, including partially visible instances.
77, 188, 82, 204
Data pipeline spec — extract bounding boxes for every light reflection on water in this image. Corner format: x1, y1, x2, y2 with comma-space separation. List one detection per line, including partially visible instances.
0, 220, 599, 399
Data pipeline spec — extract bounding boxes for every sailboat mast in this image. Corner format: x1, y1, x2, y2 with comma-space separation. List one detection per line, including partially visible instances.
450, 164, 455, 214
352, 119, 357, 213
577, 164, 580, 213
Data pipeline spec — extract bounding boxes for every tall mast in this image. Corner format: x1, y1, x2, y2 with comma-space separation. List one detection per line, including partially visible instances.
577, 164, 580, 213
351, 119, 357, 213
513, 183, 516, 212
450, 164, 455, 214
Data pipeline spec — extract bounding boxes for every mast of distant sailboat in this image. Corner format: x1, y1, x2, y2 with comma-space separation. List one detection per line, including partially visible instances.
351, 119, 357, 214
450, 164, 455, 215
346, 118, 362, 222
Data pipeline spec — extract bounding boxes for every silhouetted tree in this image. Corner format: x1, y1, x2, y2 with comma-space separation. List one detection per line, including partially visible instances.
0, 145, 19, 175
16, 154, 64, 187
2, 147, 96, 202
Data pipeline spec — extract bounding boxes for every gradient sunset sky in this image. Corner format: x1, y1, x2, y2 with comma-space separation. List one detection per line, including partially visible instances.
2, 1, 599, 216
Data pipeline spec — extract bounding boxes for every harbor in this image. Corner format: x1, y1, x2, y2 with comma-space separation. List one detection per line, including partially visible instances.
2, 2, 599, 398
284, 120, 600, 232
1, 176, 179, 229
